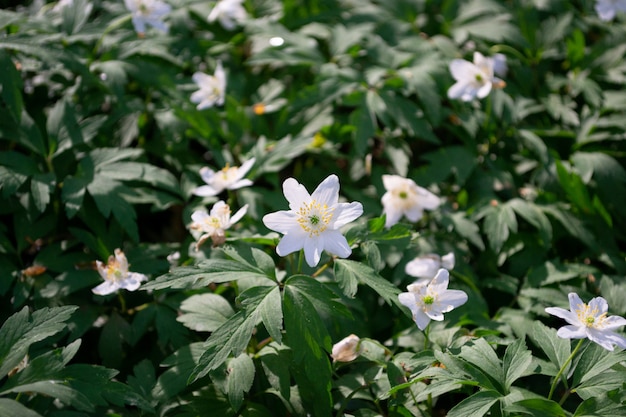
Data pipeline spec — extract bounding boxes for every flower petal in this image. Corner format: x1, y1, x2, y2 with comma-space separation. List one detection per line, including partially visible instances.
556, 325, 586, 340
428, 269, 450, 293
230, 204, 248, 225
413, 309, 432, 330
276, 231, 305, 257
588, 296, 609, 316
601, 315, 626, 330
303, 235, 324, 267
332, 201, 363, 228
192, 185, 220, 197
311, 174, 340, 206
228, 179, 254, 190
263, 210, 297, 234
415, 186, 441, 210
437, 289, 468, 312
568, 293, 586, 314
321, 230, 352, 258
545, 307, 579, 326
237, 158, 256, 177
92, 280, 119, 296
449, 59, 478, 81
282, 178, 310, 211
441, 252, 455, 270
405, 257, 440, 279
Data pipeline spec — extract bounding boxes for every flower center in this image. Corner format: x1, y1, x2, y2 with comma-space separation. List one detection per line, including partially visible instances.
575, 303, 607, 328
475, 73, 484, 82
105, 261, 124, 282
399, 191, 408, 199
423, 295, 435, 305
297, 200, 334, 237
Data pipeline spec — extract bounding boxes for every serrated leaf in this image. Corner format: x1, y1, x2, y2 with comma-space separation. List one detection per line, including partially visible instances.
0, 398, 43, 417
221, 245, 276, 281
505, 398, 566, 417
508, 199, 552, 245
529, 321, 571, 377
0, 306, 77, 377
152, 343, 204, 400
447, 390, 501, 417
503, 338, 533, 390
0, 50, 23, 125
442, 212, 485, 250
574, 396, 626, 417
458, 338, 505, 394
226, 354, 255, 411
573, 372, 626, 400
258, 344, 291, 400
483, 204, 518, 253
177, 293, 235, 332
334, 259, 403, 311
240, 285, 283, 343
571, 344, 626, 388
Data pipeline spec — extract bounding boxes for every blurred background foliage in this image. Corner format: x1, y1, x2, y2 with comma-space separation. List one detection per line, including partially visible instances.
1, 0, 626, 415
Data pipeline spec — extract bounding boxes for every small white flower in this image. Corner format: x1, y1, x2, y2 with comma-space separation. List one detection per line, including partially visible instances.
92, 249, 148, 295
447, 52, 505, 102
405, 252, 455, 281
398, 269, 468, 331
331, 334, 361, 362
262, 174, 363, 267
545, 293, 626, 351
192, 158, 255, 197
208, 0, 247, 30
124, 0, 171, 34
595, 0, 626, 21
190, 201, 248, 249
381, 175, 441, 229
191, 61, 227, 110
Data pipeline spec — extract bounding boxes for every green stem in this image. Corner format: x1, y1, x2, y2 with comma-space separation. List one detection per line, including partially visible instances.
423, 323, 431, 351
548, 339, 585, 400
297, 249, 303, 275
117, 291, 127, 314
312, 262, 330, 278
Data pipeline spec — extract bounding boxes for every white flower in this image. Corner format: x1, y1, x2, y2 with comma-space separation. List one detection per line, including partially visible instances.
92, 249, 148, 295
381, 175, 441, 229
190, 61, 227, 110
545, 293, 626, 351
595, 0, 626, 21
331, 334, 361, 362
492, 53, 508, 77
124, 0, 171, 34
405, 252, 455, 281
262, 174, 363, 267
447, 52, 505, 102
208, 0, 247, 30
192, 158, 255, 197
398, 269, 468, 331
190, 201, 248, 249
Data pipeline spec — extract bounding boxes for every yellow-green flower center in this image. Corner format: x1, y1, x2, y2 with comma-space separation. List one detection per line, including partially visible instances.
423, 295, 435, 305
399, 191, 408, 199
475, 74, 483, 82
297, 200, 334, 237
575, 302, 607, 328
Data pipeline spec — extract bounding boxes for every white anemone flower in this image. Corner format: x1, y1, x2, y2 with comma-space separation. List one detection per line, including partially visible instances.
92, 249, 148, 295
595, 0, 626, 20
124, 0, 171, 34
545, 293, 626, 351
381, 175, 441, 229
405, 252, 455, 281
190, 201, 248, 249
398, 269, 468, 331
331, 334, 361, 362
192, 158, 255, 197
191, 61, 227, 110
208, 0, 247, 30
447, 52, 505, 102
262, 174, 364, 267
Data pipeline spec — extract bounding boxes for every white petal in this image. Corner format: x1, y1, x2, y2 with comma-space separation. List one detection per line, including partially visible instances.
322, 230, 352, 258
588, 296, 609, 316
282, 178, 310, 211
405, 258, 440, 279
476, 82, 492, 99
398, 292, 416, 310
263, 211, 297, 234
441, 252, 455, 270
237, 158, 256, 177
276, 232, 305, 257
587, 328, 620, 351
601, 315, 626, 330
429, 269, 450, 293
426, 310, 445, 321
413, 309, 432, 330
311, 174, 340, 206
403, 205, 424, 222
332, 201, 363, 228
191, 210, 209, 223
545, 307, 580, 326
92, 281, 119, 296
214, 60, 226, 87
382, 203, 403, 228
303, 235, 324, 267
209, 201, 228, 216
449, 59, 478, 81
556, 325, 586, 339
228, 179, 254, 190
230, 204, 248, 225
382, 174, 410, 190
415, 186, 441, 210
192, 185, 220, 197
568, 293, 586, 314
437, 289, 468, 312
447, 81, 475, 101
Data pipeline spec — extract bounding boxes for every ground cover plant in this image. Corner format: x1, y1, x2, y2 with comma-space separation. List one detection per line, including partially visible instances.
1, 0, 626, 416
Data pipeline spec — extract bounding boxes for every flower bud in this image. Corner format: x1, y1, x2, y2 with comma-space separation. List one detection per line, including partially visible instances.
331, 334, 361, 362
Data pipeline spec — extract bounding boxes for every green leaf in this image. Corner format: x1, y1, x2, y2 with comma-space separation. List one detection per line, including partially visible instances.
508, 199, 552, 245
505, 398, 566, 417
152, 343, 204, 401
458, 338, 505, 394
334, 259, 403, 311
441, 212, 485, 250
0, 399, 43, 417
573, 372, 626, 400
503, 339, 533, 391
177, 293, 235, 332
529, 321, 571, 376
482, 204, 518, 253
419, 146, 477, 185
221, 245, 277, 281
555, 160, 593, 214
574, 396, 626, 417
0, 306, 77, 377
210, 353, 255, 411
258, 343, 291, 400
447, 390, 501, 417
240, 285, 283, 344
0, 50, 23, 125
571, 344, 626, 388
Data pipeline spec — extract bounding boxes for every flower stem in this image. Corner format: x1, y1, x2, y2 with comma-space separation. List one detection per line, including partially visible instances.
312, 262, 330, 278
423, 323, 431, 350
297, 249, 303, 274
548, 338, 585, 400
117, 291, 127, 314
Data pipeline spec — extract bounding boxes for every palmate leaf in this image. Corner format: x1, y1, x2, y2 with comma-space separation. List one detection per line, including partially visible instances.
210, 353, 255, 411
502, 338, 533, 390
177, 293, 236, 332
481, 203, 518, 253
446, 390, 501, 417
0, 306, 77, 377
458, 338, 505, 394
529, 321, 571, 377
